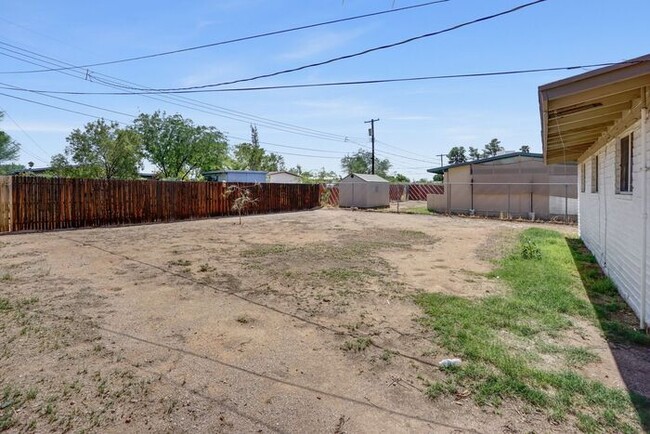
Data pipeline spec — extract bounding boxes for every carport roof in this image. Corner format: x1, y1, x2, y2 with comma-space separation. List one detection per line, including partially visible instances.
427, 152, 542, 174
539, 54, 650, 164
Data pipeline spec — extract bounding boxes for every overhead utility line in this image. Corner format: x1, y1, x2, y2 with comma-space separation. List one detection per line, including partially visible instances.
0, 0, 450, 74
101, 0, 548, 92
4, 61, 638, 96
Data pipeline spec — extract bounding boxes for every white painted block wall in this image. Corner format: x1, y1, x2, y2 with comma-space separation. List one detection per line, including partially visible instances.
578, 117, 649, 326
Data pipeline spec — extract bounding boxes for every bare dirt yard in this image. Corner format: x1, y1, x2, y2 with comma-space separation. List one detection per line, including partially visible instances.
1, 209, 648, 433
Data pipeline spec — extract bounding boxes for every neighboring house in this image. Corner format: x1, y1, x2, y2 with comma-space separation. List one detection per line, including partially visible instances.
338, 173, 390, 208
538, 54, 650, 328
426, 152, 577, 219
268, 171, 301, 184
202, 170, 268, 183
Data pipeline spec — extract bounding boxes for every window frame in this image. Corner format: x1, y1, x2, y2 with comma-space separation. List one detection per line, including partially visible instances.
591, 155, 599, 193
617, 132, 633, 194
580, 163, 586, 193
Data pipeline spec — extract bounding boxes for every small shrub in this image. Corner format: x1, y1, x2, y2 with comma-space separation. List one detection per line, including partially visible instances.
520, 238, 542, 260
341, 337, 372, 352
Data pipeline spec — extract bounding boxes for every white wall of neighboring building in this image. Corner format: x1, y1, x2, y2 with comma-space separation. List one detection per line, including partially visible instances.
578, 116, 649, 326
268, 172, 301, 184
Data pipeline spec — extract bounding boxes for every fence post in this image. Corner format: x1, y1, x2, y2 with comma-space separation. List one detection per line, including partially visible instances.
506, 184, 510, 220
565, 184, 568, 223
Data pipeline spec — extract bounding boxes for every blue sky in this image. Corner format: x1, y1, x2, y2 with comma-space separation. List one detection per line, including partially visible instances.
1, 0, 649, 180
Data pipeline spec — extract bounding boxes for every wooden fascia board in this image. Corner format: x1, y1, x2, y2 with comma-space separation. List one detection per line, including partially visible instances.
577, 100, 643, 163
547, 78, 646, 111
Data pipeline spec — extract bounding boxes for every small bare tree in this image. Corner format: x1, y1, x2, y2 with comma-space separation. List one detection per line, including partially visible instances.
224, 184, 259, 224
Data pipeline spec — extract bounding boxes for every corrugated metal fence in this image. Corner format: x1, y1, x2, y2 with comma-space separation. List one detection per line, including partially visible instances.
0, 176, 321, 233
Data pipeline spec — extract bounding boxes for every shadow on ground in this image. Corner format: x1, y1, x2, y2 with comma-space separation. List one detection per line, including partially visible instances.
566, 237, 650, 431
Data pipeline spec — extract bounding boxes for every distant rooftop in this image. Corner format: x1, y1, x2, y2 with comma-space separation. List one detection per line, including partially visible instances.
427, 152, 543, 174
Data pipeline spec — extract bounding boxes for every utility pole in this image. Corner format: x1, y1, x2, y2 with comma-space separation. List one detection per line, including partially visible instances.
436, 153, 446, 167
364, 118, 379, 174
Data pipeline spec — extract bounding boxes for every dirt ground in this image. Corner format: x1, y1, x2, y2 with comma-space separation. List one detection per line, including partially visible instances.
0, 209, 642, 433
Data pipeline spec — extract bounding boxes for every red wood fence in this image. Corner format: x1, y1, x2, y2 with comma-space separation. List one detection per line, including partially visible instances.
0, 176, 321, 233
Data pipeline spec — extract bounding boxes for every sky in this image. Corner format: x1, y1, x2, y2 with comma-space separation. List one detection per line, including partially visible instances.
1, 0, 649, 180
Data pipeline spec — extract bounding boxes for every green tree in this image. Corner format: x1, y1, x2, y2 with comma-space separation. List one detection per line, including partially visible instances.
390, 173, 410, 183
447, 146, 467, 164
231, 124, 285, 171
0, 163, 24, 175
483, 138, 504, 157
433, 174, 444, 182
232, 143, 285, 171
468, 146, 481, 160
340, 148, 391, 178
520, 145, 531, 153
0, 112, 20, 164
65, 119, 143, 179
134, 111, 228, 180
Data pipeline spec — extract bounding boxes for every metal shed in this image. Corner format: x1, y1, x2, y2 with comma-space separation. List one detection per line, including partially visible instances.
339, 173, 390, 208
202, 170, 268, 183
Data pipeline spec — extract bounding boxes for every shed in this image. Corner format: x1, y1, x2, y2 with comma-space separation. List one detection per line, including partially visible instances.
203, 170, 268, 183
339, 173, 389, 208
268, 171, 301, 184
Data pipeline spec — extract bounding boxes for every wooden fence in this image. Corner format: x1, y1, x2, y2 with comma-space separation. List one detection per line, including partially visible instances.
323, 183, 444, 206
0, 176, 321, 233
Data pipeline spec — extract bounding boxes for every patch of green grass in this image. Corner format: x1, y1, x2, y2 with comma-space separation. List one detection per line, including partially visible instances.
314, 268, 378, 283
417, 228, 649, 432
240, 244, 294, 257
0, 297, 11, 311
402, 207, 433, 215
341, 337, 372, 352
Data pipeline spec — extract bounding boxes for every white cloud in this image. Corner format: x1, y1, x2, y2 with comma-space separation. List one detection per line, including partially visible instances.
278, 28, 368, 61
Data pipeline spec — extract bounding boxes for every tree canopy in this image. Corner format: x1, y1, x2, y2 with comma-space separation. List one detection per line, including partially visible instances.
0, 112, 20, 165
64, 119, 143, 179
483, 138, 504, 157
520, 145, 530, 153
230, 125, 285, 172
134, 111, 228, 180
447, 146, 467, 164
340, 148, 391, 178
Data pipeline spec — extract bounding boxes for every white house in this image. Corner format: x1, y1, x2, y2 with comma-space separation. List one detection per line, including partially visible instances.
539, 54, 650, 329
268, 171, 301, 184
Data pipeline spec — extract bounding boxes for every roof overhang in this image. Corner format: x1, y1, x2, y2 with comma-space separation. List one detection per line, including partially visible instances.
539, 55, 650, 164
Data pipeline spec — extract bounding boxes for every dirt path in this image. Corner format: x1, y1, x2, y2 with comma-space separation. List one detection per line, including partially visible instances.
0, 210, 591, 433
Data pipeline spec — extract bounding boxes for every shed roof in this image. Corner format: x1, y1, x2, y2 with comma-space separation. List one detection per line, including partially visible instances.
268, 171, 301, 177
539, 54, 650, 163
342, 173, 389, 183
203, 170, 268, 175
427, 152, 542, 174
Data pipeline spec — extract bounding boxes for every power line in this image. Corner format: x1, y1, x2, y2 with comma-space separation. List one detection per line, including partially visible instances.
0, 1, 450, 74
0, 106, 51, 162
0, 42, 362, 144
6, 61, 638, 96
99, 0, 549, 92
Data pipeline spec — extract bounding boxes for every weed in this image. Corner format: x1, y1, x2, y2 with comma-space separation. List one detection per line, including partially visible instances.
1, 273, 12, 281
520, 237, 542, 260
380, 349, 394, 362
198, 263, 211, 272
168, 259, 191, 267
342, 337, 372, 352
236, 315, 250, 324
0, 298, 11, 311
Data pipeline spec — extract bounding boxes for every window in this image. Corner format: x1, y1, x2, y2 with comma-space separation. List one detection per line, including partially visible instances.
617, 133, 634, 193
591, 155, 599, 193
580, 163, 586, 193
